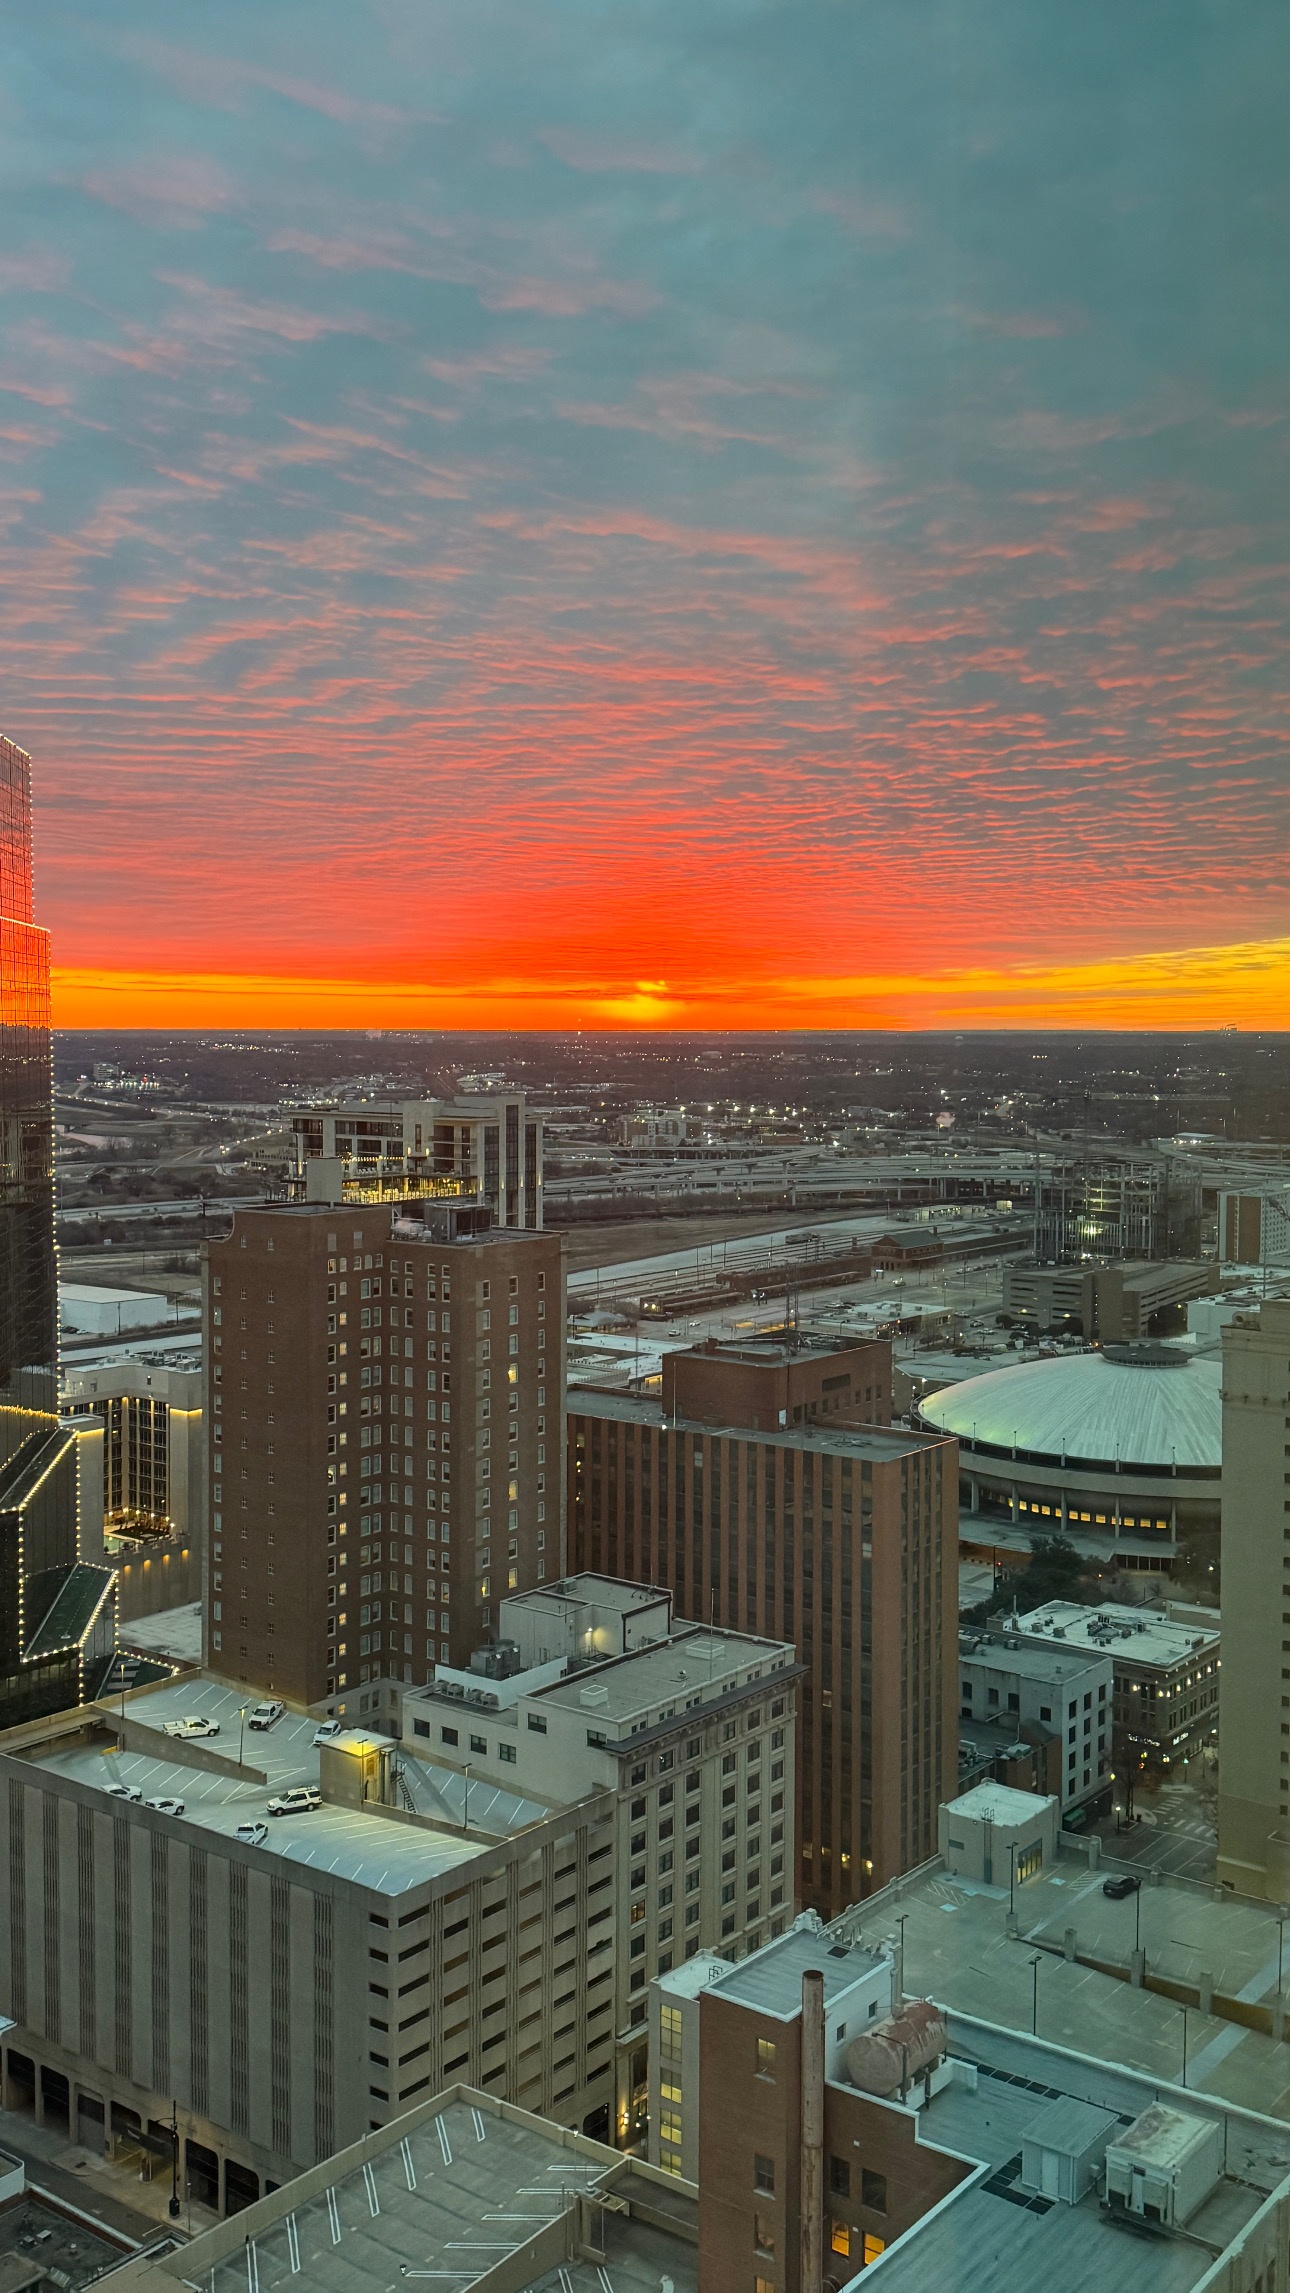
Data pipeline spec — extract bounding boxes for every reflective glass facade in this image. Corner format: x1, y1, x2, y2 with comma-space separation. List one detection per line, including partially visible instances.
0, 733, 112, 1721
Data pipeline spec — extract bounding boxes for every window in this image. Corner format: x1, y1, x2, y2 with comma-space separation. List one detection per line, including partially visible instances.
754, 2155, 775, 2195
441, 1726, 459, 1747
830, 2222, 851, 2258
861, 2169, 887, 2214
829, 2156, 850, 2198
754, 2213, 775, 2257
756, 2037, 776, 2078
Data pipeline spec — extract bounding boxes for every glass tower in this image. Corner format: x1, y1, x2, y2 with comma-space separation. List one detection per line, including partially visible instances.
0, 733, 114, 1722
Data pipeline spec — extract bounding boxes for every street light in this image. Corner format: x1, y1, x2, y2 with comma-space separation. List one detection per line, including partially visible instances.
1008, 1841, 1018, 1918
1277, 1908, 1289, 2011
1029, 1952, 1042, 2035
237, 1706, 247, 1768
168, 2099, 180, 2219
1180, 2004, 1189, 2089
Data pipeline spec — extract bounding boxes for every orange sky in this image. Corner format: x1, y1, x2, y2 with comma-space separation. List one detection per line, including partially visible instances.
51, 933, 1290, 1033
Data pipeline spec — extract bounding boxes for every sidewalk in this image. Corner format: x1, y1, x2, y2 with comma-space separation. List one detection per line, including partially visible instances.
0, 2103, 222, 2245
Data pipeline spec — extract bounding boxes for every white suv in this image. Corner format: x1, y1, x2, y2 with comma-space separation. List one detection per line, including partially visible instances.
267, 1786, 322, 1818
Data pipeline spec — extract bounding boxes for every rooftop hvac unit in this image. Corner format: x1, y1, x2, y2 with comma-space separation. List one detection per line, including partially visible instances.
1104, 2105, 1221, 2229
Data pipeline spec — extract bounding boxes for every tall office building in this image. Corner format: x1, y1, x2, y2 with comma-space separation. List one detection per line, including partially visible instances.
0, 733, 114, 1724
1217, 1297, 1290, 1899
567, 1392, 958, 1915
204, 1201, 564, 1709
288, 1092, 543, 1228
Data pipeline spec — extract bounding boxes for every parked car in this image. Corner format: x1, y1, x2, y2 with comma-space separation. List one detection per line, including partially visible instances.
235, 1822, 269, 1847
105, 1782, 143, 1803
247, 1701, 284, 1731
1102, 1874, 1140, 1900
313, 1720, 343, 1745
163, 1715, 220, 1739
267, 1786, 322, 1819
145, 1797, 185, 1817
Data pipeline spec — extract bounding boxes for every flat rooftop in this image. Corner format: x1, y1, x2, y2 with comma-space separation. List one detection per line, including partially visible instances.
1015, 1599, 1221, 1669
869, 2015, 1290, 2293
124, 2090, 696, 2293
567, 1385, 950, 1459
533, 1624, 796, 1725
958, 1635, 1110, 1684
708, 1923, 889, 2020
7, 1675, 555, 1898
506, 1573, 670, 1621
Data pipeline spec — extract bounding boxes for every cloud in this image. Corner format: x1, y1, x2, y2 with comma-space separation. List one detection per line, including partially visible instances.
83, 155, 238, 225
540, 128, 703, 176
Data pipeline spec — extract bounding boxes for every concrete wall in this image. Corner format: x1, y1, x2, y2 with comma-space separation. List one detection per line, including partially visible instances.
1217, 1301, 1290, 1898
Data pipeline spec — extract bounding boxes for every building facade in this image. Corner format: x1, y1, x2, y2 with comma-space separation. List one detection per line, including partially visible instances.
63, 1353, 204, 1539
1002, 1259, 1215, 1341
957, 1631, 1113, 1818
660, 1334, 892, 1435
0, 732, 113, 1726
1218, 1298, 1290, 1898
288, 1093, 542, 1229
1012, 1599, 1220, 1776
567, 1391, 959, 1913
0, 1674, 625, 2212
403, 1576, 801, 2146
204, 1202, 564, 1709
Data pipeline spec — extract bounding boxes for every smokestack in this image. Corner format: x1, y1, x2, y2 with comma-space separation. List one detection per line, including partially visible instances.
800, 1969, 825, 2293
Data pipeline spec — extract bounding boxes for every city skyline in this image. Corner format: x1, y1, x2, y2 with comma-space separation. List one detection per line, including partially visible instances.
4, 1, 1288, 1030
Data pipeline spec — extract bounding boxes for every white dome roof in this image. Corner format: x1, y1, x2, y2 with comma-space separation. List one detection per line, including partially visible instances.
919, 1347, 1221, 1470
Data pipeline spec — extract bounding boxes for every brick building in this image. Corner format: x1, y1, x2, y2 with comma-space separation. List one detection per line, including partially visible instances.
205, 1202, 564, 1708
567, 1391, 958, 1912
659, 1334, 892, 1435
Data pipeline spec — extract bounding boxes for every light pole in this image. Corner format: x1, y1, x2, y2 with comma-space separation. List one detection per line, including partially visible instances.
1278, 1909, 1288, 2011
462, 1763, 470, 1834
168, 2098, 180, 2219
895, 1911, 909, 2001
1180, 2005, 1189, 2089
1008, 1842, 1018, 1918
1134, 1882, 1143, 1958
1029, 1952, 1042, 2036
237, 1706, 247, 1768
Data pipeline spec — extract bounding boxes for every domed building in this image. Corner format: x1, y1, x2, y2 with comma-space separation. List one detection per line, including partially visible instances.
915, 1343, 1220, 1565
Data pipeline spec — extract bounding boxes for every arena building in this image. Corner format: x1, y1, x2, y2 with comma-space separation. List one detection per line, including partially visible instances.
916, 1343, 1220, 1568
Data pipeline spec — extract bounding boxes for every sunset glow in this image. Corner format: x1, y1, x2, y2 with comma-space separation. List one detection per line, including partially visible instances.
6, 2, 1288, 1026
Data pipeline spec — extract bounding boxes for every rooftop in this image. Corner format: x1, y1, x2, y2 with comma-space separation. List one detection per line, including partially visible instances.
532, 1624, 796, 1726
944, 1781, 1058, 1826
867, 2015, 1290, 2293
567, 1385, 949, 1460
958, 1634, 1111, 1684
918, 1346, 1221, 1470
1013, 1600, 1221, 1669
109, 2089, 697, 2293
708, 1919, 890, 2021
6, 1675, 557, 1898
506, 1573, 671, 1623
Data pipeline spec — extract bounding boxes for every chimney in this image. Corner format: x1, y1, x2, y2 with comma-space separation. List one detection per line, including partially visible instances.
800, 1969, 825, 2293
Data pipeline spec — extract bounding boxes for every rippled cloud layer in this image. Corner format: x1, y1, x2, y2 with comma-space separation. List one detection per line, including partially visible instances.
3, 0, 1287, 1023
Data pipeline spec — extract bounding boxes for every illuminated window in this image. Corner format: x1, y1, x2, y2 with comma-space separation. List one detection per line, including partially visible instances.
863, 2233, 886, 2264
830, 2222, 850, 2257
756, 2037, 776, 2077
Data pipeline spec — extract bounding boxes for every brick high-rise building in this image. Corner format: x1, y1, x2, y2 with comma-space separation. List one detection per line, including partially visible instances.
567, 1391, 958, 1914
205, 1202, 564, 1708
660, 1334, 892, 1434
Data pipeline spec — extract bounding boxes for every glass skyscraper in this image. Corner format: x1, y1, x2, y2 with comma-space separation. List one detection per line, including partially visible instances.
0, 732, 114, 1723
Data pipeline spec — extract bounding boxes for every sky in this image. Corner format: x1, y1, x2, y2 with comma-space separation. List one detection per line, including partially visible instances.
3, 0, 1289, 1031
